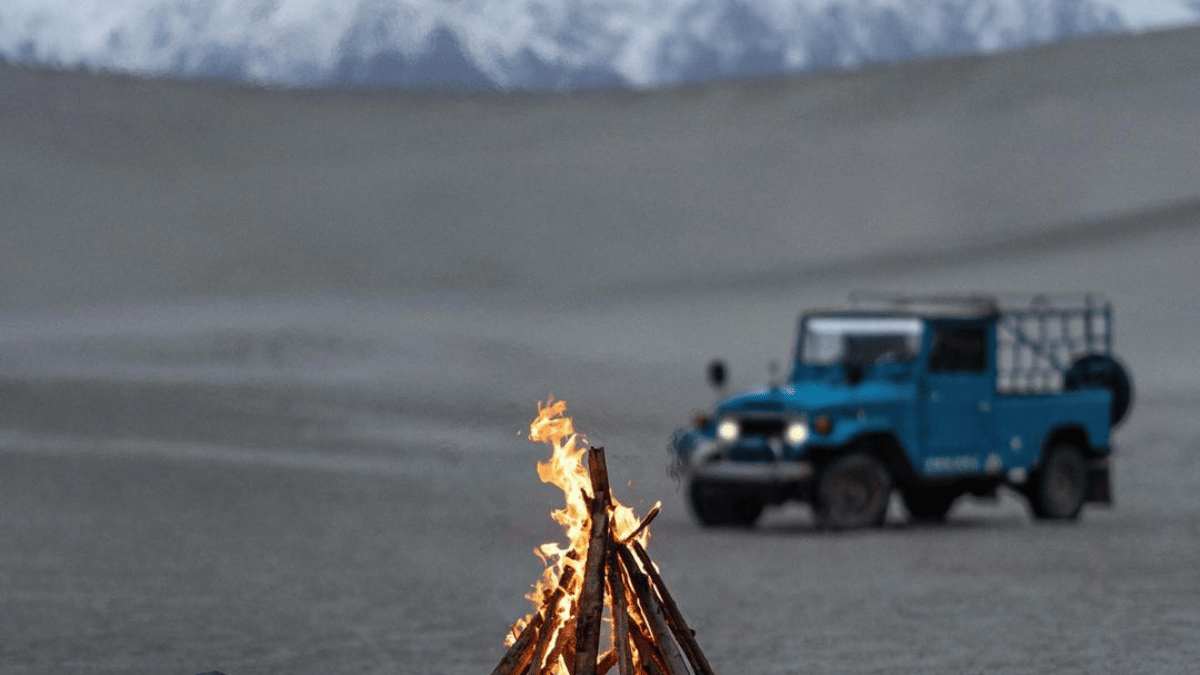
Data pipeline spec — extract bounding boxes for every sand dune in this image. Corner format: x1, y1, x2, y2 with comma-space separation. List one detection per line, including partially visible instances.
3, 23, 1199, 406
3, 25, 1200, 308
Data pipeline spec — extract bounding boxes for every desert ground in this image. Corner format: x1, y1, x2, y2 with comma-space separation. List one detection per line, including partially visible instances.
2, 24, 1199, 675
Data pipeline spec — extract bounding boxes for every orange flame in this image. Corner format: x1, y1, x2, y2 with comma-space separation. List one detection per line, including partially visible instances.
530, 398, 593, 577
506, 398, 657, 660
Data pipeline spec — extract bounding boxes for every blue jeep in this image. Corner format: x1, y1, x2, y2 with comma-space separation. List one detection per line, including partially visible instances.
669, 294, 1132, 529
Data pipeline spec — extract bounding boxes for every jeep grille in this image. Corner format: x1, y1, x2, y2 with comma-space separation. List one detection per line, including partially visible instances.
738, 418, 787, 438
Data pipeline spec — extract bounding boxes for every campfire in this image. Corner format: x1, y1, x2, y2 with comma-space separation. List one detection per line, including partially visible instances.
491, 399, 717, 675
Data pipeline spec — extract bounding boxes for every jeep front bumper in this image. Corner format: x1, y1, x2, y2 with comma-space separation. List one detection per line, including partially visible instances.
690, 460, 816, 504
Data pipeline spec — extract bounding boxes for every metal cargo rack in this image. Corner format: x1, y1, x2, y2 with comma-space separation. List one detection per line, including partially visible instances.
993, 293, 1113, 394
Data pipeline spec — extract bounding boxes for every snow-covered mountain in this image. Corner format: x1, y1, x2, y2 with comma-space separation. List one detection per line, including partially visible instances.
2, 0, 1198, 91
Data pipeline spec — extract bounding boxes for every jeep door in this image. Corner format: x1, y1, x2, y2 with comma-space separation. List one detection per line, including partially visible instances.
919, 322, 997, 475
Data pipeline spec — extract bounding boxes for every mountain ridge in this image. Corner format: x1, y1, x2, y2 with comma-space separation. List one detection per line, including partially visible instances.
2, 0, 1197, 91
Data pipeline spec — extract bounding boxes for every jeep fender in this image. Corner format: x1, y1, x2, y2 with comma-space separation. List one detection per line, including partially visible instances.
820, 415, 900, 449
1041, 424, 1103, 459
809, 431, 918, 487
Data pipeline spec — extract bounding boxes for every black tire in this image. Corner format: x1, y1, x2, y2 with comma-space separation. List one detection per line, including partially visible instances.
902, 488, 957, 521
814, 453, 892, 530
1028, 443, 1088, 520
1064, 354, 1133, 427
688, 480, 763, 528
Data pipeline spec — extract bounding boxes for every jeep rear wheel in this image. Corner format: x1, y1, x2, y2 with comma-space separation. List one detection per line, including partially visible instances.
814, 453, 892, 530
1029, 443, 1087, 520
688, 480, 763, 528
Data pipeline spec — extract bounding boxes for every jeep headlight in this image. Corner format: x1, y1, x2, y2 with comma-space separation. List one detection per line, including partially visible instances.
716, 417, 740, 442
785, 420, 809, 446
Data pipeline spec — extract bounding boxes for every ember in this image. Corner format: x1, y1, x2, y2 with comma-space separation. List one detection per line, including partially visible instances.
492, 400, 716, 675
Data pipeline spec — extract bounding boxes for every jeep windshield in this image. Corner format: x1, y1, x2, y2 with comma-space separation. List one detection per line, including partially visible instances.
798, 316, 923, 370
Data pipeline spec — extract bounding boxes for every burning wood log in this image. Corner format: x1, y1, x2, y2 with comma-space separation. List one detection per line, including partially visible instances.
605, 551, 635, 675
494, 400, 718, 675
624, 615, 670, 675
530, 566, 576, 675
615, 547, 690, 675
596, 649, 617, 675
491, 614, 544, 675
630, 542, 717, 675
545, 609, 578, 675
491, 564, 575, 675
618, 504, 660, 545
572, 446, 612, 675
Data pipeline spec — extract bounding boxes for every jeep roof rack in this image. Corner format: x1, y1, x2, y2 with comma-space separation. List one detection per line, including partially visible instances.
847, 292, 1000, 318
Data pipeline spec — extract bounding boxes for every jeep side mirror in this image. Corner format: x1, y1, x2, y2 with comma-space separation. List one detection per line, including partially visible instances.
706, 359, 727, 390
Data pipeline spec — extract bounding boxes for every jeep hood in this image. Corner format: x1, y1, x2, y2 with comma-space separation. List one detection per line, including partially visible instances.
715, 381, 908, 415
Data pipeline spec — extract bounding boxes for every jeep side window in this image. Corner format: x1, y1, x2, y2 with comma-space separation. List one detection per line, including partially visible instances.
928, 327, 986, 373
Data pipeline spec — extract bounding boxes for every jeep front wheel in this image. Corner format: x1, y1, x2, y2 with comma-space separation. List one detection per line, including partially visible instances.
1028, 443, 1087, 520
688, 480, 763, 528
814, 453, 892, 530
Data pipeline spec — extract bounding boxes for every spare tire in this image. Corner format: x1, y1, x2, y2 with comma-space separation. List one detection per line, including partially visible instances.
1064, 354, 1133, 426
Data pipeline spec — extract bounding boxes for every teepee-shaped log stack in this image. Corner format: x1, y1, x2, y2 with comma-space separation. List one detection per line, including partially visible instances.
491, 446, 717, 675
